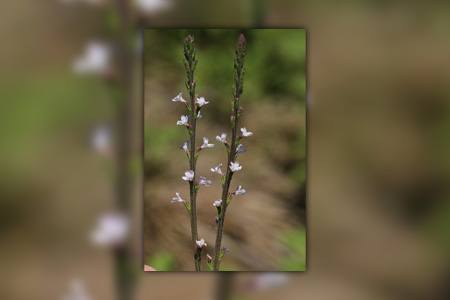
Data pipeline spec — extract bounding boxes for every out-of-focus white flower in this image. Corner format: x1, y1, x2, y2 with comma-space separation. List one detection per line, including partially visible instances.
134, 0, 172, 14
216, 133, 227, 143
236, 143, 246, 154
90, 213, 129, 247
182, 170, 194, 181
196, 238, 207, 248
234, 185, 246, 195
229, 161, 242, 172
199, 176, 212, 186
181, 141, 189, 153
171, 92, 186, 103
210, 163, 223, 175
251, 273, 290, 291
90, 125, 112, 156
200, 137, 214, 149
196, 96, 209, 107
176, 115, 189, 126
62, 279, 92, 300
213, 199, 222, 207
73, 41, 111, 75
171, 192, 185, 203
240, 127, 253, 137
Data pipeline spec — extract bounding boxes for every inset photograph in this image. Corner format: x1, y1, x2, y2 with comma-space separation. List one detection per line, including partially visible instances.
144, 29, 306, 271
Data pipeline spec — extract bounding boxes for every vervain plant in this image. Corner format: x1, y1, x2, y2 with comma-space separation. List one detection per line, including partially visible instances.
210, 33, 250, 271
171, 33, 251, 271
171, 35, 212, 271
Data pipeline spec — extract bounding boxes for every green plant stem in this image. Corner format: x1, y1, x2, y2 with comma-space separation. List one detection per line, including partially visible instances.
184, 35, 201, 271
213, 34, 246, 271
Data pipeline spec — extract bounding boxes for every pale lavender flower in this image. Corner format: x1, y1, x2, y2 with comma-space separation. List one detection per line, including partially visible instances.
62, 279, 92, 300
176, 115, 189, 126
199, 176, 212, 186
216, 133, 227, 143
134, 0, 172, 14
90, 213, 129, 247
200, 137, 214, 149
182, 170, 195, 181
171, 92, 186, 103
181, 141, 189, 153
234, 185, 246, 195
196, 96, 209, 107
213, 199, 222, 207
229, 161, 242, 172
240, 127, 253, 137
73, 41, 111, 75
210, 163, 223, 175
171, 192, 185, 203
196, 238, 207, 248
236, 143, 246, 154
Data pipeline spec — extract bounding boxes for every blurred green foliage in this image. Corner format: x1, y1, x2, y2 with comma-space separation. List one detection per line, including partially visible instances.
147, 252, 176, 271
279, 228, 306, 271
144, 29, 306, 120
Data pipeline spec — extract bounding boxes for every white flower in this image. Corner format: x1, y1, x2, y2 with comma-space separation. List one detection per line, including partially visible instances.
199, 176, 212, 186
236, 143, 246, 154
90, 125, 112, 156
73, 41, 111, 75
62, 279, 92, 300
171, 92, 186, 103
196, 238, 207, 248
210, 163, 223, 175
182, 170, 194, 181
252, 274, 290, 291
171, 192, 185, 203
176, 115, 189, 126
90, 213, 129, 247
196, 96, 209, 107
240, 127, 253, 137
181, 141, 189, 152
213, 199, 222, 207
134, 0, 172, 14
200, 137, 214, 149
234, 185, 246, 195
229, 161, 242, 172
216, 133, 227, 143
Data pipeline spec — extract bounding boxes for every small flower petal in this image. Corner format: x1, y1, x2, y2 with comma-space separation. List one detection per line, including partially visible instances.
216, 133, 227, 143
240, 127, 253, 137
171, 92, 186, 103
196, 96, 209, 107
196, 238, 207, 248
201, 137, 215, 149
213, 199, 222, 207
199, 176, 212, 186
211, 163, 223, 175
182, 170, 195, 181
229, 161, 242, 172
176, 115, 189, 126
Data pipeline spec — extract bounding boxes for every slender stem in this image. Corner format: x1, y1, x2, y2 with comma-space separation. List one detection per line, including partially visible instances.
184, 35, 201, 271
213, 34, 247, 271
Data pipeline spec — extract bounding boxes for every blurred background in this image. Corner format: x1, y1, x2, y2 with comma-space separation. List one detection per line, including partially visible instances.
1, 0, 450, 299
143, 29, 306, 271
